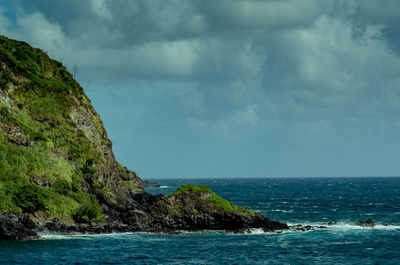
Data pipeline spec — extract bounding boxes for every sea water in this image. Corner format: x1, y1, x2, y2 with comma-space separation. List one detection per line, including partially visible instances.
0, 177, 399, 264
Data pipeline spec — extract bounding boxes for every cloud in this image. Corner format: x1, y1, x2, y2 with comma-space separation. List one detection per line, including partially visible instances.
234, 104, 259, 127
6, 0, 399, 131
0, 7, 10, 33
2, 1, 400, 127
15, 11, 70, 53
88, 0, 112, 19
2, 0, 400, 177
196, 0, 321, 31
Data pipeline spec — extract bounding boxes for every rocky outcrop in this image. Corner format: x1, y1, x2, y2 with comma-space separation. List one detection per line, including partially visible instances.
142, 180, 161, 188
356, 219, 375, 228
88, 185, 288, 233
0, 214, 38, 240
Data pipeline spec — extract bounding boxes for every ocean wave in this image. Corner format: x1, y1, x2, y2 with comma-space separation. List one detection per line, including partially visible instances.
270, 209, 293, 213
37, 222, 400, 240
287, 222, 400, 231
39, 232, 139, 240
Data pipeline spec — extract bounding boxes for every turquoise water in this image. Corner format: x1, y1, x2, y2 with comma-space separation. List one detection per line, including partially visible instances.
1, 177, 399, 264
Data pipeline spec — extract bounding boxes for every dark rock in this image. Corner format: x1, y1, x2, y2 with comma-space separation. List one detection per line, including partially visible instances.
0, 214, 38, 240
356, 219, 375, 228
142, 180, 162, 188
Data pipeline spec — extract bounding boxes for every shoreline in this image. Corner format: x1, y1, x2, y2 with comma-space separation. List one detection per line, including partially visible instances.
17, 221, 400, 242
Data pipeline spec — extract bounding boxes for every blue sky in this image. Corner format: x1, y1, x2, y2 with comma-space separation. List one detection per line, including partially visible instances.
1, 0, 400, 178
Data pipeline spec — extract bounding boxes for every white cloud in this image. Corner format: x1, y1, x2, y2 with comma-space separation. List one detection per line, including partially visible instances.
88, 0, 112, 19
3, 0, 400, 133
16, 12, 70, 53
234, 104, 259, 126
263, 15, 400, 124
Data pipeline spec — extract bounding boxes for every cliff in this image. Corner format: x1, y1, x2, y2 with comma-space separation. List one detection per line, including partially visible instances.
0, 36, 287, 240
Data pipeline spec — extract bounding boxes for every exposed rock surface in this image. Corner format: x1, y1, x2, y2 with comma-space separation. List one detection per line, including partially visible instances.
0, 214, 38, 240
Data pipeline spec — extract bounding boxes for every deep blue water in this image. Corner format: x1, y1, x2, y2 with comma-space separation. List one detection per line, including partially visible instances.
1, 177, 399, 264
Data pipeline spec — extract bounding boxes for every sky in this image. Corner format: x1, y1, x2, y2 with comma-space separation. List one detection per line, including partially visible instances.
1, 0, 400, 178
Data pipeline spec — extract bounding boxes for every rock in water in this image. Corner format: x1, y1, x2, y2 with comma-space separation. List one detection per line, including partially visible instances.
356, 219, 375, 228
142, 180, 161, 188
144, 185, 288, 232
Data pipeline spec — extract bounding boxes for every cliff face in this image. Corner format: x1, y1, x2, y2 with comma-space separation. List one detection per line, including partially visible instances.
0, 36, 287, 239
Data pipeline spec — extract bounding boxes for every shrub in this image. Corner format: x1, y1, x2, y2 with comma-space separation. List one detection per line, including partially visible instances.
71, 196, 104, 223
82, 159, 96, 179
71, 175, 82, 193
53, 179, 71, 195
13, 183, 48, 212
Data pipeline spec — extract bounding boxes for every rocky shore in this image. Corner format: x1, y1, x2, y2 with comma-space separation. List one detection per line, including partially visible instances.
0, 185, 289, 240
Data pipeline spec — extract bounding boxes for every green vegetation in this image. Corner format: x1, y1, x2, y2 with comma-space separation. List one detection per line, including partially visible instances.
54, 179, 71, 195
173, 184, 212, 194
71, 196, 105, 223
0, 35, 109, 221
173, 184, 255, 216
13, 183, 48, 212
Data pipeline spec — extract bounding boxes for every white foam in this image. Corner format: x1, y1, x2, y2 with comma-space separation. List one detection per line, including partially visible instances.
289, 222, 400, 231
39, 232, 139, 240
246, 228, 264, 234
159, 185, 168, 188
374, 225, 400, 230
271, 209, 293, 213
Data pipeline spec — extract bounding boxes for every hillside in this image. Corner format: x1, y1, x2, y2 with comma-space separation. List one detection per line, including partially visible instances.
0, 36, 287, 239
0, 35, 142, 221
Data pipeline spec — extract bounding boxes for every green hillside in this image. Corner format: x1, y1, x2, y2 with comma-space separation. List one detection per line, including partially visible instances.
0, 35, 142, 223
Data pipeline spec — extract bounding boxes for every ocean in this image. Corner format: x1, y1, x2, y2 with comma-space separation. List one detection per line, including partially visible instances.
1, 177, 399, 264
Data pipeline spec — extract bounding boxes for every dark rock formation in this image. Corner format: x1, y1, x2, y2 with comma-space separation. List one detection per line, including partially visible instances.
142, 180, 161, 188
356, 219, 375, 228
0, 214, 38, 240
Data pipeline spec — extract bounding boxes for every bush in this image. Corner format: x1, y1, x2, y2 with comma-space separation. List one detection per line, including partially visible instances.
13, 183, 48, 212
71, 175, 82, 193
71, 196, 104, 223
53, 179, 71, 195
82, 159, 96, 179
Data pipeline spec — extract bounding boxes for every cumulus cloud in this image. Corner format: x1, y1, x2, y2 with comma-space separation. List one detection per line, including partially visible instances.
2, 0, 399, 125
16, 11, 70, 53
3, 1, 400, 124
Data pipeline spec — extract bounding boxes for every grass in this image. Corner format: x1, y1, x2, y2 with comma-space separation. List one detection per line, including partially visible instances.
172, 184, 255, 216
0, 35, 108, 220
173, 184, 213, 194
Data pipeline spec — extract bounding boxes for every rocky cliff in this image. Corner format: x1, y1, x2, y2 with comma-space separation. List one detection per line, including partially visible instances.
0, 36, 287, 240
